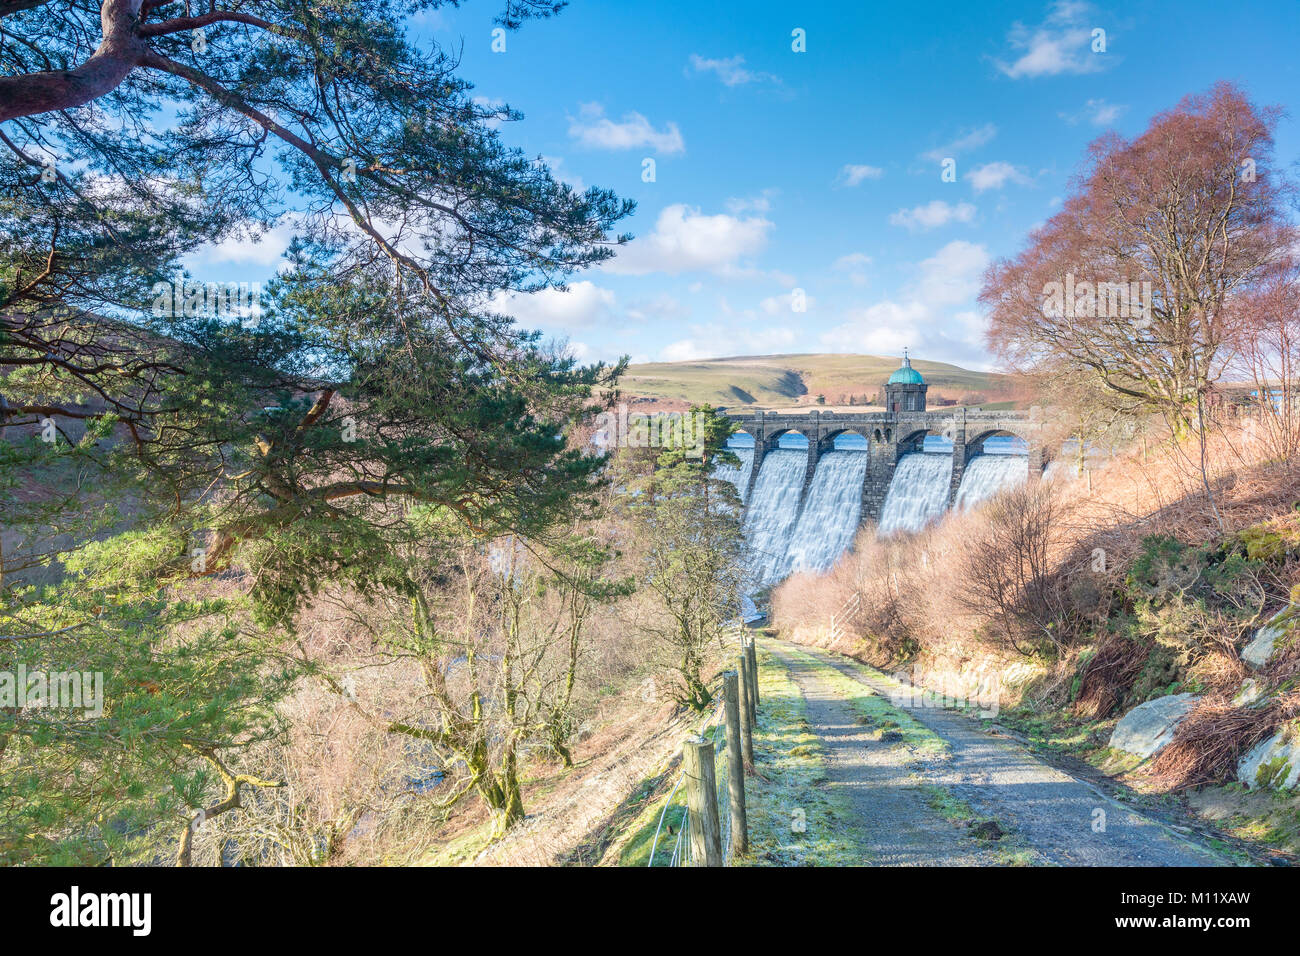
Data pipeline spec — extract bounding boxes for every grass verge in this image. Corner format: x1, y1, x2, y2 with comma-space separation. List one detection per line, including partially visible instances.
736, 645, 864, 866
776, 644, 950, 759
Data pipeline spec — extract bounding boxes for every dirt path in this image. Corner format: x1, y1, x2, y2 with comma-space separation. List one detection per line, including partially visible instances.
774, 643, 998, 865
769, 640, 1229, 867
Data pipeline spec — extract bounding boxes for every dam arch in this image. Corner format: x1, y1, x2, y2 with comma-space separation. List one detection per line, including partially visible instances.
721, 356, 1052, 585
728, 407, 1050, 529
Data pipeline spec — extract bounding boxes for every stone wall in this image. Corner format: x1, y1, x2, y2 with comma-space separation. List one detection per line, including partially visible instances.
728, 407, 1048, 524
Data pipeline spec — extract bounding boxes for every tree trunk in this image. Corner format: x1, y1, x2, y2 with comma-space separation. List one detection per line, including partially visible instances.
0, 1, 147, 123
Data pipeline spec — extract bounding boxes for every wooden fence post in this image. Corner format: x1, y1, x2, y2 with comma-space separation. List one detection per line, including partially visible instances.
736, 653, 754, 772
747, 640, 760, 710
682, 737, 723, 866
722, 671, 748, 857
749, 655, 758, 723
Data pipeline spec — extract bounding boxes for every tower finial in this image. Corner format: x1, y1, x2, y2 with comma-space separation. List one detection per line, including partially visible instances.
902, 347, 911, 368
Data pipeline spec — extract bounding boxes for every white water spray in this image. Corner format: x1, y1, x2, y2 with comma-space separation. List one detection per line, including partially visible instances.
713, 445, 755, 502
783, 450, 869, 577
742, 449, 807, 586
954, 455, 1028, 510
878, 453, 953, 535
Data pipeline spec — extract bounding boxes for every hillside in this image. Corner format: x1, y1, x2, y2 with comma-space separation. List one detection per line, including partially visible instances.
615, 353, 1015, 409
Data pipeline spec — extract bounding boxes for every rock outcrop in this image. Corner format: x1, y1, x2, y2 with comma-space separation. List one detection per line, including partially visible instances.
1242, 607, 1294, 668
1237, 723, 1300, 791
1108, 693, 1199, 759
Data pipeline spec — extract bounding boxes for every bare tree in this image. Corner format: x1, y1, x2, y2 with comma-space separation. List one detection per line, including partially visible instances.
956, 483, 1067, 656
1232, 256, 1300, 460
983, 83, 1297, 526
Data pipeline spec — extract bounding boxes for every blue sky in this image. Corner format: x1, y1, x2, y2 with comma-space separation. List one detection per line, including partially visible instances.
188, 0, 1300, 371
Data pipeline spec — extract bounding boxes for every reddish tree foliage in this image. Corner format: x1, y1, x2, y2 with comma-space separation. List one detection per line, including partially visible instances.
981, 83, 1297, 434
1231, 256, 1300, 459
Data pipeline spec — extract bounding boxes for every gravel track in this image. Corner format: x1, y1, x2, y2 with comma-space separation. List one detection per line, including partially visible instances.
769, 640, 1229, 867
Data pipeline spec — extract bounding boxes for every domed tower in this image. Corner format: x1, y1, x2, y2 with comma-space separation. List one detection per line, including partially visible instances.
884, 350, 927, 412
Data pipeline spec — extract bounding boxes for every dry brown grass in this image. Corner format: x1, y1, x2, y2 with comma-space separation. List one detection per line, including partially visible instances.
1073, 635, 1149, 719
772, 412, 1300, 719
1149, 693, 1300, 790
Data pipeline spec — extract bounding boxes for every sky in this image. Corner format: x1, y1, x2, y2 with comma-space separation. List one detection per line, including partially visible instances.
186, 0, 1300, 372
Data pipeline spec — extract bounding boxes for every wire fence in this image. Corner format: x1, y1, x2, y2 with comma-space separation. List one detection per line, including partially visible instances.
646, 700, 726, 867
646, 634, 756, 867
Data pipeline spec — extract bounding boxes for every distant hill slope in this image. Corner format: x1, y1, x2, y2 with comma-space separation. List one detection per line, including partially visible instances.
616, 353, 1012, 408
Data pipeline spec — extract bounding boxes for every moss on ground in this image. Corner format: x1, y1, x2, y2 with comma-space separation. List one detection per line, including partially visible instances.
733, 646, 865, 866
777, 644, 950, 759
615, 643, 867, 866
421, 817, 496, 866
615, 707, 729, 867
918, 783, 1042, 865
1189, 785, 1300, 860
617, 784, 689, 867
921, 784, 974, 822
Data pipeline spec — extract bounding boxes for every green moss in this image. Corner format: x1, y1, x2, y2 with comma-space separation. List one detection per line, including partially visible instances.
1236, 521, 1300, 563
618, 796, 688, 868
1255, 755, 1293, 791
994, 848, 1038, 866
922, 785, 975, 822
735, 647, 866, 866
777, 645, 950, 758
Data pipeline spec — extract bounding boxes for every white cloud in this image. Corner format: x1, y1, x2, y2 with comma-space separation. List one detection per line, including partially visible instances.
838, 164, 884, 186
1061, 97, 1126, 126
889, 200, 977, 231
472, 95, 509, 129
920, 124, 997, 163
411, 9, 449, 29
820, 301, 928, 357
540, 154, 585, 191
660, 323, 798, 362
688, 54, 780, 87
642, 243, 991, 365
725, 190, 776, 214
819, 240, 992, 366
995, 1, 1107, 79
564, 340, 631, 365
201, 221, 297, 267
660, 339, 708, 362
604, 204, 772, 276
833, 252, 873, 286
967, 161, 1031, 192
491, 280, 616, 331
568, 103, 684, 155
915, 240, 991, 306
625, 293, 687, 322
760, 291, 815, 315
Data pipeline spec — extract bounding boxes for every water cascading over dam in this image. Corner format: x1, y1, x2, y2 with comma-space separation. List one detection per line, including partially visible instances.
723, 354, 1049, 594
954, 454, 1029, 511
741, 449, 808, 585
728, 441, 1033, 587
783, 450, 870, 577
878, 453, 953, 535
713, 444, 755, 503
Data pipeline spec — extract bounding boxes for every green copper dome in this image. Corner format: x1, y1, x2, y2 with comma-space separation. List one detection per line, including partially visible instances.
887, 352, 925, 385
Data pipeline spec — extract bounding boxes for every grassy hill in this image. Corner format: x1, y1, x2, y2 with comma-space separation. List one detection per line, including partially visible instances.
615, 353, 1013, 409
